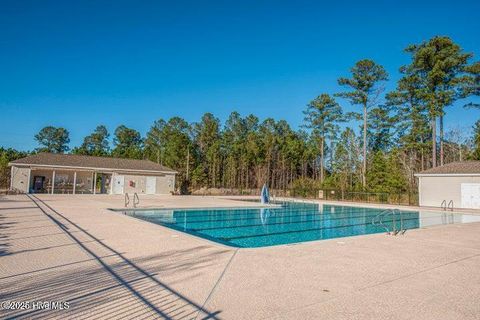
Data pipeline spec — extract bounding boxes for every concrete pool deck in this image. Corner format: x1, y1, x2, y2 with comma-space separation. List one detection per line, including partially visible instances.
1, 194, 480, 319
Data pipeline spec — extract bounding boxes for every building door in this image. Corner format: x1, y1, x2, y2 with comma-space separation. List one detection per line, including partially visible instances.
33, 176, 45, 193
461, 183, 480, 209
146, 177, 156, 194
113, 175, 125, 194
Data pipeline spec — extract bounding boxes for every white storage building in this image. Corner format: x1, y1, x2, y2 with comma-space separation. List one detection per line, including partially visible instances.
415, 161, 480, 209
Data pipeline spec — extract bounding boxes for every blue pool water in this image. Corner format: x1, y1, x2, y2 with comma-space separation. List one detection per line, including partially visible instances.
116, 202, 480, 248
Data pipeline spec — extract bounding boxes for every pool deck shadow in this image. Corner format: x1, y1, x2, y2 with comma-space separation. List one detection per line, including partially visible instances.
1, 195, 229, 319
1, 194, 480, 319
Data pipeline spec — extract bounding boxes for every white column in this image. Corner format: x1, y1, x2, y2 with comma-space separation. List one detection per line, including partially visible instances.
27, 169, 31, 194
10, 166, 14, 190
110, 173, 115, 195
52, 170, 56, 194
73, 171, 77, 195
93, 172, 97, 195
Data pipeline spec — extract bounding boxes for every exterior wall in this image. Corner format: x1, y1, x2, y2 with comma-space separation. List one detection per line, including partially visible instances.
418, 176, 480, 208
113, 172, 176, 194
11, 166, 30, 193
122, 174, 148, 194
156, 174, 175, 194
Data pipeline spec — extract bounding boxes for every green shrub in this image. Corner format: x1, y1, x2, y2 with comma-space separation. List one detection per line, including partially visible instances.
290, 178, 321, 198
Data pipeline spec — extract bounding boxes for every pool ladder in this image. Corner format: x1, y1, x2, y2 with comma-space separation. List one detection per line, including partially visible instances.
124, 193, 140, 208
124, 193, 130, 207
133, 193, 140, 208
372, 209, 407, 236
441, 200, 454, 211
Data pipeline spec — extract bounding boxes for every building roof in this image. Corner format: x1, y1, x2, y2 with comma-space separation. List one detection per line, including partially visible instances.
9, 153, 177, 174
415, 161, 480, 176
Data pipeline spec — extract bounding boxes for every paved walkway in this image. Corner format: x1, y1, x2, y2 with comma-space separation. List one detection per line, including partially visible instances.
1, 194, 480, 319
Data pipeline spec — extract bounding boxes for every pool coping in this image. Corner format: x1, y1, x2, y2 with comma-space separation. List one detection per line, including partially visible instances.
273, 197, 480, 215
103, 205, 237, 250
107, 203, 283, 212
109, 205, 480, 251
105, 199, 480, 250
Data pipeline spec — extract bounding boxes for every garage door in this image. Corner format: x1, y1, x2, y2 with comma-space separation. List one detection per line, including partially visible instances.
461, 183, 480, 209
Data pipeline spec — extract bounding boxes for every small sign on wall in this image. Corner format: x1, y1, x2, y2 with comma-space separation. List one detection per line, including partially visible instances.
129, 181, 135, 187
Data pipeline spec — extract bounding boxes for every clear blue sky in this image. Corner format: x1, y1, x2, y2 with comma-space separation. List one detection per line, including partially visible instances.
1, 0, 479, 151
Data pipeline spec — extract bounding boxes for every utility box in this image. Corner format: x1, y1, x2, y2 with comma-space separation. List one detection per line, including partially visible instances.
318, 190, 324, 199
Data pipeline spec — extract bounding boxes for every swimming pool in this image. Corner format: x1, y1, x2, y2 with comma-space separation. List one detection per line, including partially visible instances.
116, 202, 480, 248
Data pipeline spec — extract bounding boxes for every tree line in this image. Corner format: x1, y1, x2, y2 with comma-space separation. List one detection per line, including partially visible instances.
1, 36, 479, 195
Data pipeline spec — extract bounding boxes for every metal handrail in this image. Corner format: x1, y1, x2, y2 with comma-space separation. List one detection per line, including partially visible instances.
133, 193, 140, 208
372, 210, 392, 234
372, 209, 406, 236
372, 210, 387, 226
124, 193, 130, 208
441, 200, 447, 211
447, 200, 454, 211
399, 210, 406, 235
391, 209, 406, 235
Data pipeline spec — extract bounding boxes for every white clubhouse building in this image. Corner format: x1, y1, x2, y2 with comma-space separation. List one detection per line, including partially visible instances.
9, 153, 177, 195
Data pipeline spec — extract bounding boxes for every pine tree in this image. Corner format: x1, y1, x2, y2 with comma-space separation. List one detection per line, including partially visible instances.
331, 128, 362, 194
366, 151, 389, 192
194, 113, 222, 187
404, 36, 475, 167
336, 59, 388, 188
462, 61, 480, 105
367, 104, 397, 152
34, 126, 70, 153
112, 125, 143, 159
303, 94, 343, 183
387, 71, 431, 191
73, 125, 110, 156
367, 150, 407, 193
470, 120, 480, 160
